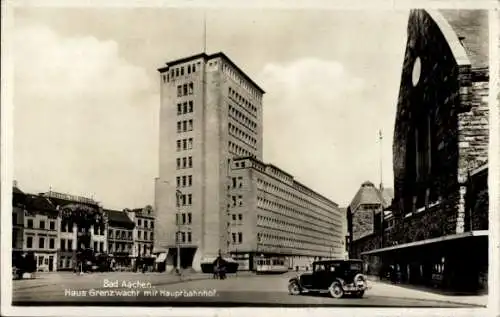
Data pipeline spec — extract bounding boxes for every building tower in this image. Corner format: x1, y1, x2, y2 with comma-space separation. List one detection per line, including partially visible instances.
155, 52, 265, 271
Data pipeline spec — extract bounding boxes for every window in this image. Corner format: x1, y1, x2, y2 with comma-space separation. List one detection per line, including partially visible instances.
61, 239, 66, 251
151, 222, 154, 229
176, 176, 181, 187
232, 233, 236, 243
188, 156, 192, 168
183, 102, 187, 114
177, 121, 182, 133
183, 84, 188, 96
68, 239, 73, 250
27, 236, 33, 248
238, 214, 243, 221
188, 82, 194, 94
177, 104, 182, 115
182, 120, 187, 132
138, 219, 142, 227
182, 213, 186, 224
183, 139, 187, 150
188, 101, 193, 113
27, 219, 33, 228
232, 214, 236, 221
100, 242, 104, 252
38, 256, 44, 266
187, 194, 192, 205
192, 64, 196, 72
93, 241, 98, 251
188, 138, 193, 149
180, 67, 184, 76
176, 158, 181, 169
188, 213, 192, 224
49, 221, 55, 230
108, 229, 113, 238
177, 140, 181, 151
49, 238, 55, 249
138, 231, 142, 239
181, 232, 186, 243
39, 220, 45, 229
187, 65, 191, 74
188, 119, 193, 131
182, 157, 187, 168
187, 232, 192, 242
188, 175, 192, 186
39, 237, 45, 249
177, 85, 182, 97
175, 68, 179, 77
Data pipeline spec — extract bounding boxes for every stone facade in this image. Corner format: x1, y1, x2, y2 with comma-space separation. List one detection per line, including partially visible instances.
392, 9, 489, 244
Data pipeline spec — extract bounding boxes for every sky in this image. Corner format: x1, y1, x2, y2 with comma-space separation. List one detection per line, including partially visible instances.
11, 5, 410, 210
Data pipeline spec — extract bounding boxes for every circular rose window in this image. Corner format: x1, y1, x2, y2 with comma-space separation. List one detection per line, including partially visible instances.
412, 57, 421, 87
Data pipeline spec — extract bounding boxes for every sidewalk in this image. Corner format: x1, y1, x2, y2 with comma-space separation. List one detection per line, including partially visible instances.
366, 276, 488, 306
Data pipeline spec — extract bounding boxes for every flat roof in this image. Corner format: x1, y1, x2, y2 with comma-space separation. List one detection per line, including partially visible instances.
361, 230, 488, 255
158, 52, 265, 94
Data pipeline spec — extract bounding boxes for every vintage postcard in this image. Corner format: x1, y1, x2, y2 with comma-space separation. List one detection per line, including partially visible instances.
1, 0, 499, 316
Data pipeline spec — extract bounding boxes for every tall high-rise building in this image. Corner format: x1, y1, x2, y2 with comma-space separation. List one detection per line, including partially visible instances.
155, 52, 265, 271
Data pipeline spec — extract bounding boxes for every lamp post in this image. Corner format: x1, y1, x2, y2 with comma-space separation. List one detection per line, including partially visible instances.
175, 189, 183, 274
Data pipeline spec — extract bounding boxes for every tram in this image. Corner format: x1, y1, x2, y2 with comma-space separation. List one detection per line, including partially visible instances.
255, 256, 289, 274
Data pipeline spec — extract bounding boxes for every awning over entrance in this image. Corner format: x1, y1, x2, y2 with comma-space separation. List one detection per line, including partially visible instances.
361, 230, 488, 256
155, 253, 167, 263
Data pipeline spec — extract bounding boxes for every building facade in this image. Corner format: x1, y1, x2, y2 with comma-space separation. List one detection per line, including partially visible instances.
12, 183, 155, 272
357, 9, 489, 291
127, 206, 156, 258
155, 52, 265, 271
105, 209, 135, 269
226, 156, 344, 270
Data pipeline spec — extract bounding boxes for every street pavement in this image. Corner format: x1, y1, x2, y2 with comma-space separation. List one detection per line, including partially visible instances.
11, 271, 488, 307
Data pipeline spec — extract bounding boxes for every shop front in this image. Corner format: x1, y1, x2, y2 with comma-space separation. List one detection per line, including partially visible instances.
362, 230, 488, 292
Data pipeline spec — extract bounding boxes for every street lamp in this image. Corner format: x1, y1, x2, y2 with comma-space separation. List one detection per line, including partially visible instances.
175, 189, 183, 274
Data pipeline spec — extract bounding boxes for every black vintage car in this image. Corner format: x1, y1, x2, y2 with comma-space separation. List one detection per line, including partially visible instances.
288, 259, 368, 298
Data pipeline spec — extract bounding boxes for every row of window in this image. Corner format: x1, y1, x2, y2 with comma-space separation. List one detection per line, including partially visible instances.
177, 101, 194, 115
137, 230, 154, 240
25, 236, 56, 249
25, 219, 56, 230
228, 122, 257, 148
177, 82, 194, 97
224, 64, 262, 101
231, 232, 243, 244
176, 231, 193, 243
176, 138, 194, 151
176, 193, 193, 206
257, 196, 337, 235
137, 243, 153, 255
257, 178, 338, 223
177, 175, 193, 188
59, 238, 74, 251
176, 156, 193, 169
108, 229, 133, 240
228, 140, 253, 158
108, 242, 133, 253
59, 256, 74, 269
231, 176, 243, 188
258, 232, 338, 252
177, 119, 193, 133
228, 104, 258, 131
230, 213, 243, 222
92, 241, 105, 252
230, 195, 243, 207
228, 87, 258, 114
257, 214, 340, 242
176, 212, 192, 225
136, 218, 154, 229
166, 62, 199, 83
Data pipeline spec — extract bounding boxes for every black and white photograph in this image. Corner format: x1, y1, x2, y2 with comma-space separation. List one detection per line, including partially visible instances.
1, 1, 499, 316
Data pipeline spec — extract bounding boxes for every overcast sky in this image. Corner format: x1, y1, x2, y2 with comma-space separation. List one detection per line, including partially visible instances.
12, 6, 410, 210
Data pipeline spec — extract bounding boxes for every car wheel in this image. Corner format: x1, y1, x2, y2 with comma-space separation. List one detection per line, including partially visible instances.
328, 281, 344, 298
354, 291, 365, 298
288, 281, 301, 295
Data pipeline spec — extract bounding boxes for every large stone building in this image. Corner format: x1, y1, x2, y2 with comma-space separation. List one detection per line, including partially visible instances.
155, 52, 265, 271
155, 52, 343, 271
358, 9, 489, 291
227, 156, 344, 270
